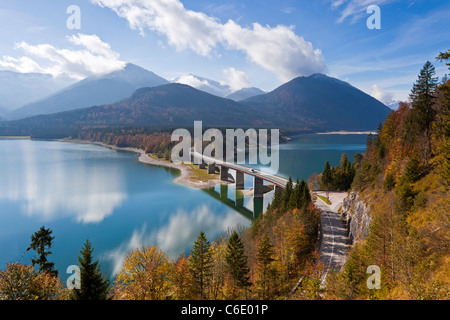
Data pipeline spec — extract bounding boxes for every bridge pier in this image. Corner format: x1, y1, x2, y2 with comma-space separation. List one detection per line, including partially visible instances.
253, 177, 264, 198
235, 190, 244, 208
207, 163, 216, 174
235, 171, 244, 190
220, 167, 229, 181
220, 184, 228, 199
253, 197, 263, 217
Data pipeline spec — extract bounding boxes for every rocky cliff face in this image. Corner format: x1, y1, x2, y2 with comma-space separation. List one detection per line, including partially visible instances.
341, 192, 372, 244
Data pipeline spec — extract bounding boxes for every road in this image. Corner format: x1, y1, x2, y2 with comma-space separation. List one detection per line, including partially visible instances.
313, 191, 349, 283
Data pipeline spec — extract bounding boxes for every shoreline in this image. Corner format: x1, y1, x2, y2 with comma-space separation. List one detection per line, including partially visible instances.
60, 139, 231, 190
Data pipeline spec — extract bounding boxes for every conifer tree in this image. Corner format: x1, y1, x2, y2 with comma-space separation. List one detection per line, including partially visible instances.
189, 231, 213, 300
70, 239, 110, 300
256, 233, 276, 299
288, 178, 301, 210
322, 161, 332, 198
407, 61, 439, 165
226, 231, 251, 295
30, 226, 57, 277
301, 179, 312, 206
268, 186, 283, 212
282, 177, 294, 210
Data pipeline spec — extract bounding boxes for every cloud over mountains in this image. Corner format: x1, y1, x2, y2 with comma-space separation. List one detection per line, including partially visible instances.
92, 0, 326, 81
0, 33, 126, 80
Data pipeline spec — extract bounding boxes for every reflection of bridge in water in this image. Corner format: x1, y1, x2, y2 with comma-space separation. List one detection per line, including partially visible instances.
190, 149, 292, 220
202, 184, 264, 220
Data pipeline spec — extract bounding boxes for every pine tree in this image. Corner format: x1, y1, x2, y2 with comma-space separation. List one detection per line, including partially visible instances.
189, 231, 213, 300
301, 179, 312, 206
30, 226, 57, 277
268, 186, 283, 213
288, 178, 301, 210
282, 177, 294, 210
322, 161, 332, 198
70, 239, 110, 300
407, 61, 439, 165
256, 233, 276, 299
226, 231, 251, 295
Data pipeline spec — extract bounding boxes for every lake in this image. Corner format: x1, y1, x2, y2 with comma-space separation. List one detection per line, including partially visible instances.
0, 133, 367, 279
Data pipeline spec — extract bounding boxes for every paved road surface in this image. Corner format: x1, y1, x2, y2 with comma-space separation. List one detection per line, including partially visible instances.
314, 191, 349, 283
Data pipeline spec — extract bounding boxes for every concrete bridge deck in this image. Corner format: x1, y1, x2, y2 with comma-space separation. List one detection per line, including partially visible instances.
190, 150, 290, 197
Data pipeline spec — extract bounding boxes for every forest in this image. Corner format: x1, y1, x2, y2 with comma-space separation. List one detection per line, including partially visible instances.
320, 52, 450, 299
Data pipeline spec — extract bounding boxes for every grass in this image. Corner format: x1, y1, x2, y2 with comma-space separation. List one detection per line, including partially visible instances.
317, 194, 332, 205
187, 163, 219, 182
0, 136, 31, 139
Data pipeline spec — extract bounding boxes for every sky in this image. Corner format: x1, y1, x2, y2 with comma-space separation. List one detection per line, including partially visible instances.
0, 0, 449, 105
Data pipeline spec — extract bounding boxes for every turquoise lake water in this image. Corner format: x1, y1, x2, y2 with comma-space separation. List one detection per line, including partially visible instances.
0, 133, 367, 279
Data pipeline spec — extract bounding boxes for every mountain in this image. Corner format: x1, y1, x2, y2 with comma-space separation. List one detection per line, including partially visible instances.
0, 83, 264, 138
174, 74, 232, 97
0, 71, 73, 111
0, 73, 392, 138
226, 87, 266, 101
241, 73, 391, 131
9, 63, 169, 120
0, 105, 8, 121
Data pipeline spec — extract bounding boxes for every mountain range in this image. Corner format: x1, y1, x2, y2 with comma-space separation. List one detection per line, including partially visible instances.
0, 71, 74, 111
0, 68, 390, 138
226, 87, 266, 101
8, 64, 169, 120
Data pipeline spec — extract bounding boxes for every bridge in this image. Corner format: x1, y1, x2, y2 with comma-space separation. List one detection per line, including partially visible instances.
189, 150, 290, 198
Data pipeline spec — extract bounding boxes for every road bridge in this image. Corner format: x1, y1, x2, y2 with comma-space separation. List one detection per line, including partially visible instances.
190, 150, 290, 197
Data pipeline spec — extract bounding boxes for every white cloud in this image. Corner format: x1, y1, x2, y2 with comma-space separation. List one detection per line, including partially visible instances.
0, 33, 126, 79
175, 74, 212, 88
103, 204, 249, 276
220, 67, 250, 92
92, 0, 326, 81
370, 84, 396, 106
174, 74, 232, 97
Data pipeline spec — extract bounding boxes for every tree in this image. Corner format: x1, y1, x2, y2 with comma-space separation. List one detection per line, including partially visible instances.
437, 49, 450, 69
288, 178, 301, 210
434, 50, 450, 184
226, 231, 251, 297
407, 61, 439, 165
0, 263, 66, 300
173, 254, 194, 299
256, 233, 276, 299
113, 245, 173, 300
267, 185, 283, 213
70, 239, 110, 300
189, 231, 213, 300
321, 161, 332, 198
404, 155, 422, 183
282, 177, 294, 210
30, 226, 57, 277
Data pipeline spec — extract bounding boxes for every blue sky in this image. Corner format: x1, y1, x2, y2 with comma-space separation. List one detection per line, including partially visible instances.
0, 0, 449, 104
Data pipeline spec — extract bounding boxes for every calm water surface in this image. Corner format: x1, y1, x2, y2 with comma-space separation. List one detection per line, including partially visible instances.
0, 134, 367, 279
